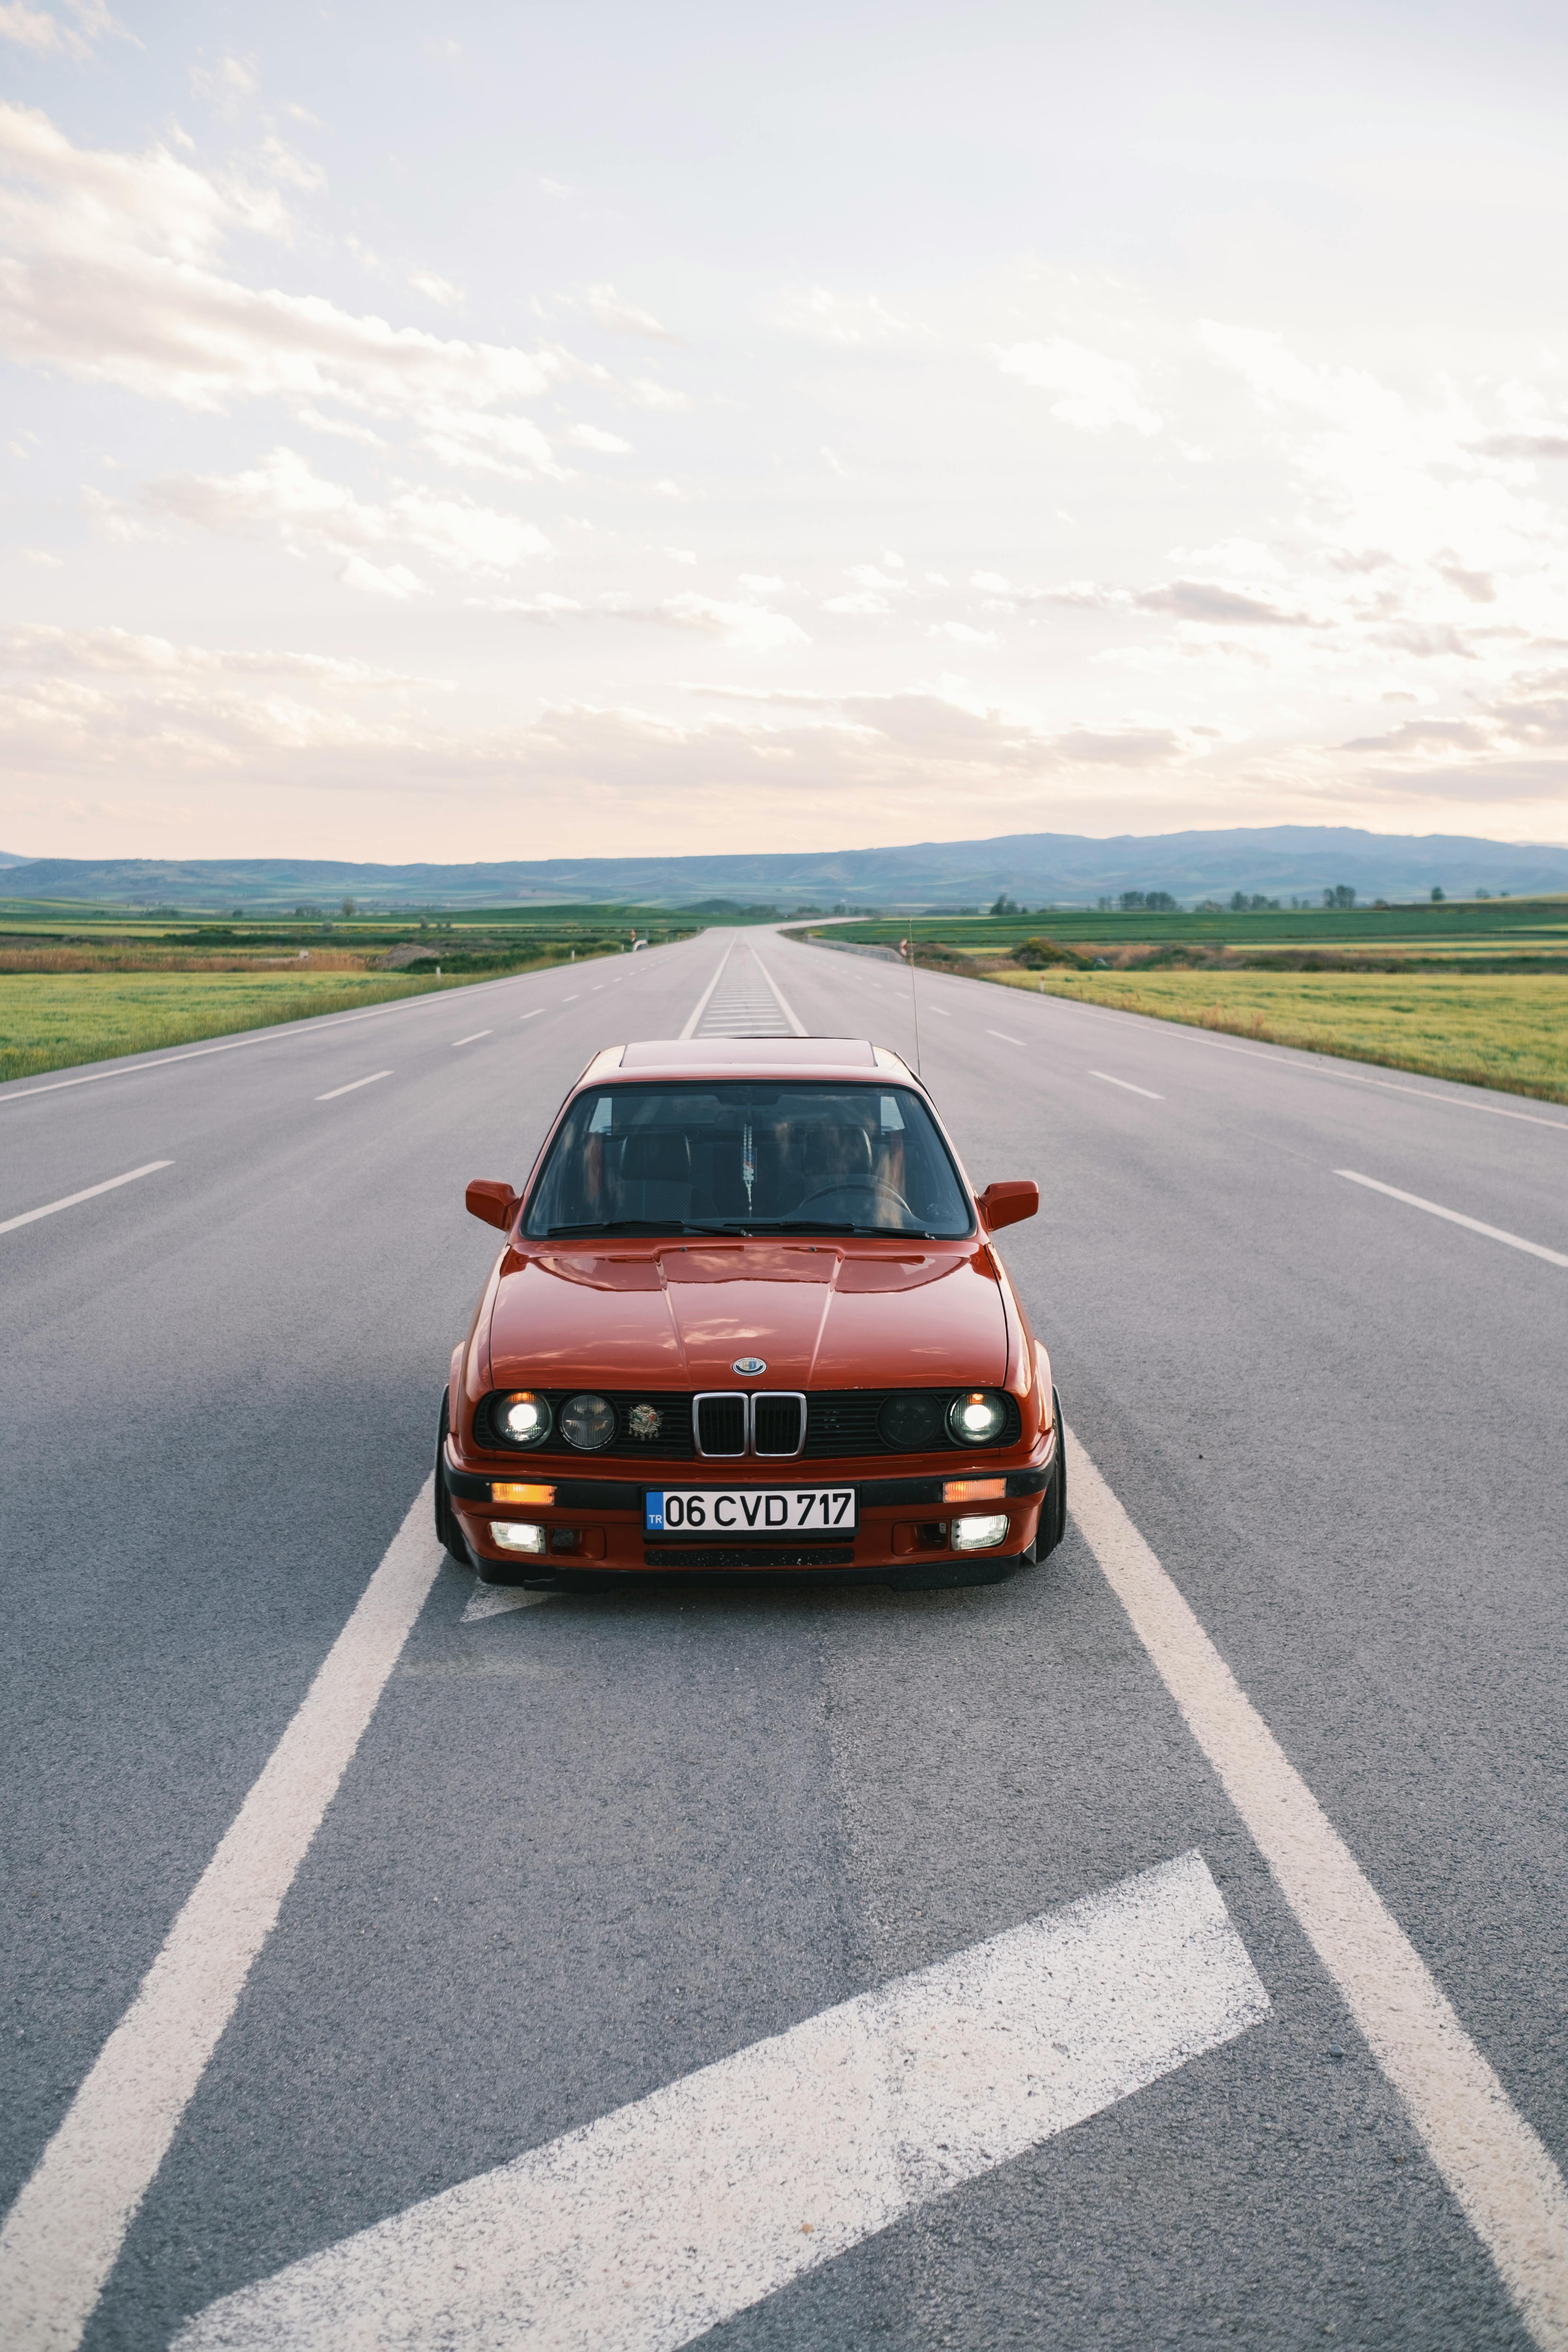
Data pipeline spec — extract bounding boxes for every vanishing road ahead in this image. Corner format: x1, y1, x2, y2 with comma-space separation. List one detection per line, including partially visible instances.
3, 928, 1566, 2350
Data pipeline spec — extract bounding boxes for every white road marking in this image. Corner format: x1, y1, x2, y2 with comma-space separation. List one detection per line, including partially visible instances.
175, 1852, 1266, 2352
986, 1029, 1026, 1046
451, 1031, 492, 1047
315, 1070, 392, 1101
1090, 1070, 1164, 1101
461, 1582, 554, 1623
0, 1160, 172, 1237
751, 951, 807, 1035
926, 1004, 951, 1017
1066, 1424, 1568, 2352
519, 1009, 543, 1021
1337, 1169, 1568, 1269
0, 1481, 444, 2352
678, 936, 737, 1039
1018, 986, 1568, 1133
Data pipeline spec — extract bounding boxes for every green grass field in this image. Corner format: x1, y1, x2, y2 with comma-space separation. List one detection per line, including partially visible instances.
994, 968, 1568, 1102
0, 969, 463, 1085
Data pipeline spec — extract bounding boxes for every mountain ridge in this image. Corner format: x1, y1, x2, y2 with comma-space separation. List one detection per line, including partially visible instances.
2, 824, 1565, 910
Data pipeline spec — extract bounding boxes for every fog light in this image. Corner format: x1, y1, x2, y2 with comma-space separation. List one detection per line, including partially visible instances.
490, 1521, 547, 1553
492, 1482, 554, 1504
951, 1511, 1009, 1552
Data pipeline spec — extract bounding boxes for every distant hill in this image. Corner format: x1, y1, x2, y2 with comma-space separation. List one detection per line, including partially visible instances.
2, 825, 1566, 912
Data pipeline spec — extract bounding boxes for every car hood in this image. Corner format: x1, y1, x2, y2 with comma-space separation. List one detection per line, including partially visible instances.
486, 1241, 1008, 1391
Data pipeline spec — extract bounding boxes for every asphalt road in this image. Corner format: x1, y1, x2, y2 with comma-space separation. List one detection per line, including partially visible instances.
2, 928, 1565, 2350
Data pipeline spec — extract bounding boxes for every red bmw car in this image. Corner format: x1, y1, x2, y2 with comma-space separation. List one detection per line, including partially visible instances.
438, 1036, 1064, 1590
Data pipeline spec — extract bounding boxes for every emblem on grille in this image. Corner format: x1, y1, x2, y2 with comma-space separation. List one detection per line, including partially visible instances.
628, 1403, 662, 1438
732, 1357, 767, 1377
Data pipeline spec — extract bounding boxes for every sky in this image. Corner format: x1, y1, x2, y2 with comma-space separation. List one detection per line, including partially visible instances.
4, 0, 1568, 862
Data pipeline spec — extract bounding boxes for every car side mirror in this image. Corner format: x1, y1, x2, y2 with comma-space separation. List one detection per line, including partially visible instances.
466, 1179, 519, 1231
977, 1180, 1038, 1232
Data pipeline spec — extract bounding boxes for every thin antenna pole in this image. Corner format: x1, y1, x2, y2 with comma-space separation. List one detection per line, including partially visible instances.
908, 904, 922, 1075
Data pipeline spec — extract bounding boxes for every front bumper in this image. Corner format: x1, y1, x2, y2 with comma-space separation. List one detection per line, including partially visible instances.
446, 1436, 1058, 1586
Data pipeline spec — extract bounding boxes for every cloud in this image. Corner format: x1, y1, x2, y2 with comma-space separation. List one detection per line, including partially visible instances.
1135, 579, 1307, 626
190, 54, 260, 113
996, 339, 1162, 435
628, 377, 690, 411
932, 621, 998, 648
0, 0, 118, 58
482, 588, 807, 652
585, 283, 676, 340
565, 422, 631, 454
257, 135, 325, 194
0, 101, 575, 459
767, 288, 921, 345
0, 621, 429, 684
136, 447, 550, 579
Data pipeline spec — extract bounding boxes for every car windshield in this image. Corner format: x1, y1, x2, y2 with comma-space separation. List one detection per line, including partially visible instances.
524, 1080, 973, 1239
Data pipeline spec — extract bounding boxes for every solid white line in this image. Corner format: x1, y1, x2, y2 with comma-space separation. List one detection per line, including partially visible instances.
451, 1031, 492, 1047
176, 1852, 1265, 2352
751, 950, 808, 1035
1090, 1070, 1164, 1101
1337, 1170, 1568, 1269
0, 1160, 172, 1236
0, 1479, 444, 2352
315, 1070, 392, 1101
986, 1028, 1025, 1046
678, 935, 737, 1040
1065, 1424, 1568, 2352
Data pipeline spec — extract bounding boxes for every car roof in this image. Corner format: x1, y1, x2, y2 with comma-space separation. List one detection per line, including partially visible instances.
580, 1037, 919, 1083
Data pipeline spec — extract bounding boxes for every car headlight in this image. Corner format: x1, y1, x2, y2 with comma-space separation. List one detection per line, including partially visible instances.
878, 1392, 947, 1450
948, 1389, 1008, 1444
493, 1391, 552, 1447
559, 1392, 616, 1450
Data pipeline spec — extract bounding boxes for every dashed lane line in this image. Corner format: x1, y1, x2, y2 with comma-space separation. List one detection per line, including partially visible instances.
175, 1854, 1266, 2352
315, 1070, 392, 1102
1067, 1422, 1568, 2351
0, 964, 586, 1109
986, 1029, 1026, 1046
0, 1160, 173, 1236
1337, 1169, 1568, 1269
1090, 1070, 1164, 1101
451, 1031, 492, 1047
519, 1010, 543, 1021
993, 978, 1568, 1134
0, 1481, 445, 2352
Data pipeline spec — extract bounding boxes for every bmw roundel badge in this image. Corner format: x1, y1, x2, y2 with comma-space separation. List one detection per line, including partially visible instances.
732, 1357, 767, 1377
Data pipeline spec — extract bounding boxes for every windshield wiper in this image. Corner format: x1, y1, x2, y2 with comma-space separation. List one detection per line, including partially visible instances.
544, 1219, 740, 1237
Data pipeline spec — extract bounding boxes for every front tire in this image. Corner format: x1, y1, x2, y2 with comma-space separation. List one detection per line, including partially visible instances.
1037, 1389, 1068, 1560
434, 1393, 471, 1568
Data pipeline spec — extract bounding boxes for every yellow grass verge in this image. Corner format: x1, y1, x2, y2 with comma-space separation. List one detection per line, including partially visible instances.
991, 968, 1568, 1104
0, 969, 465, 1085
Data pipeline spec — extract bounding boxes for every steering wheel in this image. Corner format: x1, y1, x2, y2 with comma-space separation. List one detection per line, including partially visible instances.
794, 1177, 917, 1220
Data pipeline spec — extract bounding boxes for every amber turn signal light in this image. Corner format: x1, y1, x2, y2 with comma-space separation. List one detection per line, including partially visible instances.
492, 1481, 556, 1505
942, 1477, 1006, 1502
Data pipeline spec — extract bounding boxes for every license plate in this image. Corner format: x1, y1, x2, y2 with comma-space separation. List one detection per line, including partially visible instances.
645, 1487, 857, 1537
